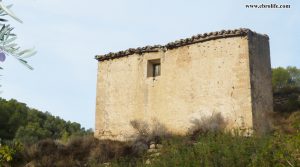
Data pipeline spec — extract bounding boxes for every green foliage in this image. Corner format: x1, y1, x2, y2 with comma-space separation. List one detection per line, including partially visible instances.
0, 1, 35, 70
2, 107, 300, 166
15, 123, 52, 144
0, 145, 14, 163
272, 67, 291, 90
0, 98, 92, 144
287, 66, 300, 87
107, 112, 300, 167
272, 66, 300, 91
137, 132, 299, 167
272, 66, 300, 112
0, 24, 36, 69
0, 141, 23, 165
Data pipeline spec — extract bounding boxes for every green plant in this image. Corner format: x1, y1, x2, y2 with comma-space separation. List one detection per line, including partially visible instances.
0, 1, 36, 70
0, 141, 23, 165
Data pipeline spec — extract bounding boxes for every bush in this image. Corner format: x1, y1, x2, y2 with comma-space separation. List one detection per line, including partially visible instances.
20, 135, 131, 167
0, 141, 23, 166
130, 119, 171, 144
7, 110, 300, 167
143, 132, 300, 167
188, 113, 227, 140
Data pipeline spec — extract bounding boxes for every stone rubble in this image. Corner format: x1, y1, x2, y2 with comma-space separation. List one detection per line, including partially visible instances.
145, 142, 163, 165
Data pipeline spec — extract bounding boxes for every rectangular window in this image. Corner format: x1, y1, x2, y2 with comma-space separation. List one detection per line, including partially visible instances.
147, 59, 161, 78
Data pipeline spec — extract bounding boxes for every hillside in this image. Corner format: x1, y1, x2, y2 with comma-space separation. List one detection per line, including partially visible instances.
3, 110, 300, 167
0, 66, 300, 166
0, 98, 92, 144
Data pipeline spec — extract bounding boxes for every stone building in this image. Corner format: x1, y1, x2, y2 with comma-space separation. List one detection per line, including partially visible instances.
95, 28, 273, 141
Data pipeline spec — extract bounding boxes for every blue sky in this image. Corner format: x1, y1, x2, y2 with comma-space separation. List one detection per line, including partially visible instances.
0, 0, 299, 129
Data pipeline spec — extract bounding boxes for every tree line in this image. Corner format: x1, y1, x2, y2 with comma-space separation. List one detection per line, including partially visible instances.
0, 66, 299, 144
0, 98, 92, 144
272, 66, 300, 92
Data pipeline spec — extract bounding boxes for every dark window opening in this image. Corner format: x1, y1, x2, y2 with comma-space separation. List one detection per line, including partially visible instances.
153, 63, 161, 77
147, 59, 161, 78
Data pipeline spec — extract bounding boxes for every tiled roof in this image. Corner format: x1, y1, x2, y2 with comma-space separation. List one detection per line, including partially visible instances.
95, 28, 268, 61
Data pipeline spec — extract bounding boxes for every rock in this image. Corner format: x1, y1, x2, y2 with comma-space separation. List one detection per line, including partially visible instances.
147, 148, 158, 153
103, 162, 110, 166
149, 143, 156, 149
150, 152, 161, 157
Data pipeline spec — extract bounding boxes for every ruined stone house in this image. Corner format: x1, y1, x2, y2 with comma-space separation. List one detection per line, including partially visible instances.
94, 28, 273, 141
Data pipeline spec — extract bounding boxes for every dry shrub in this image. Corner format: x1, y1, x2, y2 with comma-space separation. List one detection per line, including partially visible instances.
88, 139, 130, 164
188, 113, 227, 139
130, 119, 171, 156
22, 139, 69, 167
130, 120, 150, 138
67, 136, 99, 161
66, 136, 130, 165
130, 120, 152, 156
21, 135, 132, 167
269, 111, 300, 134
130, 119, 171, 141
151, 119, 171, 142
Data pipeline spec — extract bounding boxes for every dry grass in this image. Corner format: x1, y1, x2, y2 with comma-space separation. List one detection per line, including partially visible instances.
269, 111, 300, 134
21, 136, 131, 167
188, 113, 227, 140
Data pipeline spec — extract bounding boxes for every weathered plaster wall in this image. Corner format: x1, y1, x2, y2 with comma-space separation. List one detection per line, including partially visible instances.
248, 33, 273, 134
95, 36, 259, 141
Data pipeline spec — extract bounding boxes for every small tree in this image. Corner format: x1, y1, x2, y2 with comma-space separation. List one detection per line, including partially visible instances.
272, 67, 291, 90
272, 66, 300, 91
287, 66, 300, 87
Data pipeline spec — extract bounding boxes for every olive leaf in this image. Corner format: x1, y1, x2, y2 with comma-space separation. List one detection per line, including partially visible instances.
0, 1, 36, 70
0, 2, 22, 23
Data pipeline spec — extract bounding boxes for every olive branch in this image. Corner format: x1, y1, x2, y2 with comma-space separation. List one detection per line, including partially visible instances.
0, 1, 36, 70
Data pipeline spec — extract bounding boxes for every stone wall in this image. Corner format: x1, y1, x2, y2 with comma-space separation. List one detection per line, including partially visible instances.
248, 32, 273, 134
95, 29, 273, 141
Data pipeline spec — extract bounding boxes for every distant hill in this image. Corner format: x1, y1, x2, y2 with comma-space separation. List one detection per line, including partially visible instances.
0, 98, 92, 144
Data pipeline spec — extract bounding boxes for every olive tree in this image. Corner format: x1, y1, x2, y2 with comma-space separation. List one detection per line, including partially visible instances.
0, 0, 35, 69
